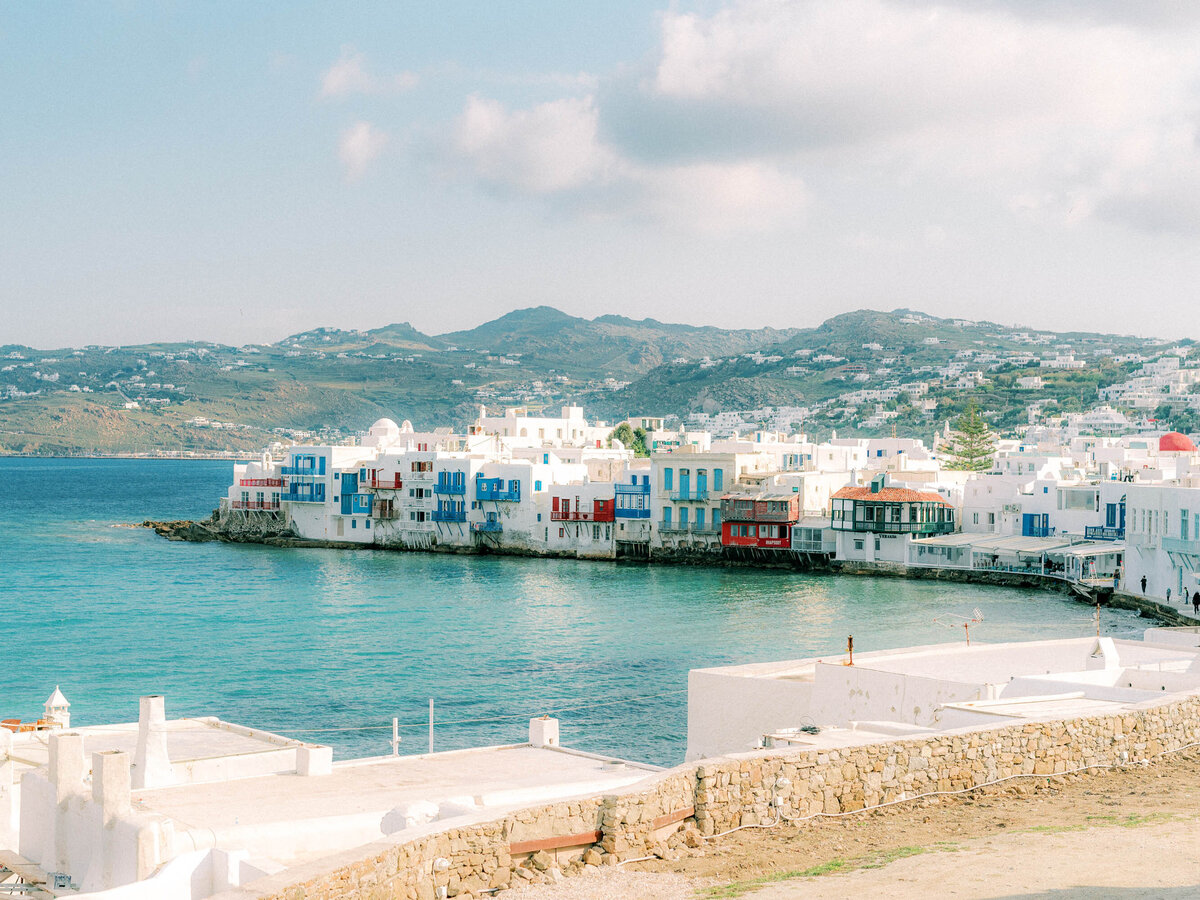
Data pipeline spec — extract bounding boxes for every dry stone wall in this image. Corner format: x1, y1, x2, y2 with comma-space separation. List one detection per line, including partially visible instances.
257, 696, 1200, 900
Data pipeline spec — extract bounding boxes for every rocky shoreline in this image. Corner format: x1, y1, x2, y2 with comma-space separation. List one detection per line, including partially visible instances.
138, 516, 1200, 627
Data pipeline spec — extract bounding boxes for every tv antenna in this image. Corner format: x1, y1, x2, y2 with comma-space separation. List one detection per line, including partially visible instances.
934, 608, 985, 646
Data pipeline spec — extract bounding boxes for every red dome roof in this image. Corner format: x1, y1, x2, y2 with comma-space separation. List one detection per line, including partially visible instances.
1159, 431, 1196, 452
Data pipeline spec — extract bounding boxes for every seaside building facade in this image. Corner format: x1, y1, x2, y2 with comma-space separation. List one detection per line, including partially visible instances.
208, 408, 1200, 600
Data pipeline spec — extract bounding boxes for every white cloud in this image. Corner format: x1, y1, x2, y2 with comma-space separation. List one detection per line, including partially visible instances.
434, 0, 1200, 237
448, 94, 803, 231
453, 95, 615, 194
339, 121, 388, 180
320, 46, 418, 99
628, 0, 1200, 233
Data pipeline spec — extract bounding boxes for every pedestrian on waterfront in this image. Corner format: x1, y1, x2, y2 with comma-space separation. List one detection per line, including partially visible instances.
1166, 588, 1172, 604
1193, 591, 1199, 616
1141, 575, 1148, 594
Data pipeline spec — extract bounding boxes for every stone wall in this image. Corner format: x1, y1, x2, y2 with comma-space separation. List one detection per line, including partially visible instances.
242, 695, 1200, 900
694, 695, 1200, 835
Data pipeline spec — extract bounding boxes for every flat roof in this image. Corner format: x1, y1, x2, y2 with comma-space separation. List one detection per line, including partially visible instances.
134, 744, 660, 865
8, 717, 300, 774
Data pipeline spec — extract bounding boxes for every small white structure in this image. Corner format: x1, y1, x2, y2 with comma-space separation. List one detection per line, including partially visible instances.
43, 687, 70, 729
686, 630, 1200, 761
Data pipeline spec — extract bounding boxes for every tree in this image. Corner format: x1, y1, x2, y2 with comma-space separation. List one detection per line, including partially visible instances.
943, 401, 996, 472
609, 423, 649, 457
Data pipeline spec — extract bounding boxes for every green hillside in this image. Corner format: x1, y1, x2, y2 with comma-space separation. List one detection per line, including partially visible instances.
0, 307, 1179, 454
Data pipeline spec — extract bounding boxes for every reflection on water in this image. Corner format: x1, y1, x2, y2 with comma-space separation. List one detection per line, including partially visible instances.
0, 458, 1145, 766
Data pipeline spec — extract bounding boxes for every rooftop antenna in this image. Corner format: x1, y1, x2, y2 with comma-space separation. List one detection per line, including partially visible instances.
934, 608, 985, 646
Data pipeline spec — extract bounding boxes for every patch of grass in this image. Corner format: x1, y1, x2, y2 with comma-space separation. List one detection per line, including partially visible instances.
860, 846, 926, 869
1022, 823, 1088, 834
701, 846, 933, 898
1019, 812, 1175, 837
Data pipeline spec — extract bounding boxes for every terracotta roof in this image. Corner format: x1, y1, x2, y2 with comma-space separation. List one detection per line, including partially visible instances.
832, 485, 952, 506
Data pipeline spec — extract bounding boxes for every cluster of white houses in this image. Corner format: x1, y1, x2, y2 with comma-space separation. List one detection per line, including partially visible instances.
221, 406, 1200, 603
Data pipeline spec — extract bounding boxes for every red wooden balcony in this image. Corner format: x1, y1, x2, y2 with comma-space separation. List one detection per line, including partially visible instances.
231, 500, 281, 510
550, 499, 615, 522
239, 478, 282, 487
367, 477, 403, 490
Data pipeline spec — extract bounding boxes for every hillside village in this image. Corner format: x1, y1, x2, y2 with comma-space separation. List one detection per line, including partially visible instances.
1, 308, 1196, 456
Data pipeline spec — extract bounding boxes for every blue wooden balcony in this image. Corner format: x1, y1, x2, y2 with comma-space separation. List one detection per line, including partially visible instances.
476, 478, 520, 502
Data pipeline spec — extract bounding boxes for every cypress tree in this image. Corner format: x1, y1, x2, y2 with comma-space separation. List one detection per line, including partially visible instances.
944, 401, 996, 471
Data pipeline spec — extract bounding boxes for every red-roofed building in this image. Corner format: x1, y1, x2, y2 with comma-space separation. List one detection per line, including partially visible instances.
832, 475, 956, 563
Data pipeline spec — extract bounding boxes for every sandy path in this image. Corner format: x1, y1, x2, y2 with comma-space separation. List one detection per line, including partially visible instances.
506, 749, 1200, 900
753, 818, 1200, 899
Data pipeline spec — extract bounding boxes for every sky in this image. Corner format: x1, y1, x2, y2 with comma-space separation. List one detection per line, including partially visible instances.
4, 0, 1200, 349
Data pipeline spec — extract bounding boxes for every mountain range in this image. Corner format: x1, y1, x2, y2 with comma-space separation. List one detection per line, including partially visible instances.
0, 307, 1167, 454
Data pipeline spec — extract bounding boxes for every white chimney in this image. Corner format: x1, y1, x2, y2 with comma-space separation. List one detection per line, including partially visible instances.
131, 696, 176, 789
529, 717, 559, 748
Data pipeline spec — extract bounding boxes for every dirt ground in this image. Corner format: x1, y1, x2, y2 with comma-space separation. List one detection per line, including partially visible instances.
505, 747, 1200, 899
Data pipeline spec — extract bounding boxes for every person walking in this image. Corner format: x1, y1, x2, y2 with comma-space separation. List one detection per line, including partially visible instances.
1141, 575, 1147, 594
1166, 588, 1172, 604
1193, 590, 1199, 616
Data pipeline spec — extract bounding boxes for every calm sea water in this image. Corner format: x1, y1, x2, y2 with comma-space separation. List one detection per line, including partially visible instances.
0, 458, 1144, 766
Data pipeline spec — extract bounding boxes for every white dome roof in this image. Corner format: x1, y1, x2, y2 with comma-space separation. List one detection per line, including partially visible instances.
369, 418, 401, 437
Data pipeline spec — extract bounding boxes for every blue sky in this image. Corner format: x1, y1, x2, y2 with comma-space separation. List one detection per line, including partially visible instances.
4, 1, 1200, 348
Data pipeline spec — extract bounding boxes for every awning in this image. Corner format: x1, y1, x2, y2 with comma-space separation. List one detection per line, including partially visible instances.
909, 532, 980, 548
966, 535, 1074, 555
1054, 541, 1125, 558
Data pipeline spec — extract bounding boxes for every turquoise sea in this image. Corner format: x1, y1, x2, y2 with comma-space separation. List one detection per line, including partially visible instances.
1, 458, 1145, 766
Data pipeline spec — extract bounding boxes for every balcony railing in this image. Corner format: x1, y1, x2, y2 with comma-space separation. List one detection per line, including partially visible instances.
1162, 536, 1200, 555
791, 539, 837, 553
831, 519, 955, 535
431, 509, 467, 523
476, 482, 521, 502
472, 520, 503, 533
372, 508, 401, 519
239, 478, 282, 487
1084, 526, 1124, 541
670, 489, 710, 502
434, 482, 466, 495
281, 490, 325, 503
550, 510, 615, 523
722, 509, 798, 524
615, 483, 651, 495
659, 521, 719, 534
279, 465, 319, 476
615, 507, 651, 519
367, 478, 403, 490
231, 500, 280, 510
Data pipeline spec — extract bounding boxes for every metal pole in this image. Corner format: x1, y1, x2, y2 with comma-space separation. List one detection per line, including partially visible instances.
391, 717, 400, 756
428, 699, 434, 754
